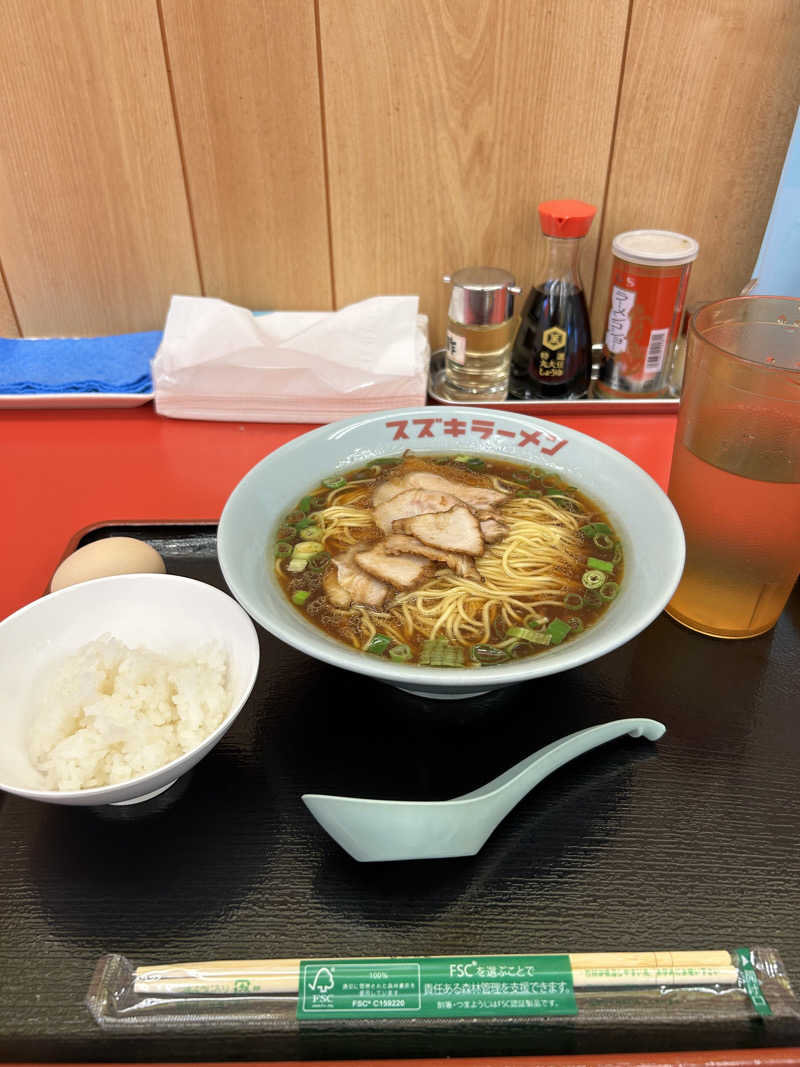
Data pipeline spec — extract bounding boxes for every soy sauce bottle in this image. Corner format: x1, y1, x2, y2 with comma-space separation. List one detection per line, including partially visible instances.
509, 199, 596, 399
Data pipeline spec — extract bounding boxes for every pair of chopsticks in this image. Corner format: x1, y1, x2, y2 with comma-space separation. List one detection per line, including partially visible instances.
133, 950, 739, 995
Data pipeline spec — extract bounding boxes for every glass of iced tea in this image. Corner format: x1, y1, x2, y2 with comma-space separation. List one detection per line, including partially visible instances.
666, 296, 800, 638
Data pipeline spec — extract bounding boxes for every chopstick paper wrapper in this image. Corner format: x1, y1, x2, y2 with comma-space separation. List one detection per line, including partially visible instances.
132, 951, 739, 995
87, 947, 799, 1034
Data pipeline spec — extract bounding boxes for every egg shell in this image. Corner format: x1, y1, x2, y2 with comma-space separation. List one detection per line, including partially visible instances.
50, 537, 166, 592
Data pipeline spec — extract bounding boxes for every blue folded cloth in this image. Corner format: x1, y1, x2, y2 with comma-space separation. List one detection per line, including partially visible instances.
0, 329, 160, 394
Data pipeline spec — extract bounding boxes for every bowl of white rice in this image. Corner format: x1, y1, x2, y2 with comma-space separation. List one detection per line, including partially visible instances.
0, 573, 260, 806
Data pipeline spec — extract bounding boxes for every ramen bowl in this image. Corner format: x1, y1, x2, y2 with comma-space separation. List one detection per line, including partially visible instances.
0, 574, 260, 805
218, 406, 684, 700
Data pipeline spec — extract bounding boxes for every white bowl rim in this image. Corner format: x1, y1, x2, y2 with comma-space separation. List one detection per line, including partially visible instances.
0, 572, 261, 802
218, 406, 685, 690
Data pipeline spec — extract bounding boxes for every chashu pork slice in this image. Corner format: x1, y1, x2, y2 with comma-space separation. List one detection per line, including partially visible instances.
373, 488, 463, 535
323, 547, 389, 609
382, 534, 481, 580
373, 470, 509, 513
355, 542, 435, 590
480, 516, 509, 543
394, 504, 484, 557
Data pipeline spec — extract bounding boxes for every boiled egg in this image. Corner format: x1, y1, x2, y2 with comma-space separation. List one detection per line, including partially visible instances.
50, 537, 166, 592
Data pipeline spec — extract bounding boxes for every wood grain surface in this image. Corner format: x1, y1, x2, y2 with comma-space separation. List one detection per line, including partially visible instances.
0, 268, 19, 338
160, 0, 333, 313
590, 0, 800, 339
0, 0, 797, 344
0, 0, 199, 336
319, 0, 629, 346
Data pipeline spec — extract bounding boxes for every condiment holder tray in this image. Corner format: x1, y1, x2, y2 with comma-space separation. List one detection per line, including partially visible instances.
427, 348, 680, 413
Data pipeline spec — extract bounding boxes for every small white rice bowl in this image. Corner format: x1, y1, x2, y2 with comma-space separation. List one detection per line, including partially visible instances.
28, 635, 231, 791
0, 573, 260, 806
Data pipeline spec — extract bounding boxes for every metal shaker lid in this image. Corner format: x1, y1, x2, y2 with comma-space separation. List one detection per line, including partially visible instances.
443, 267, 521, 326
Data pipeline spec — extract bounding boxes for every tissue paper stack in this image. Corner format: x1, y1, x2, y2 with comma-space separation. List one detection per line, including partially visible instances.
152, 295, 429, 423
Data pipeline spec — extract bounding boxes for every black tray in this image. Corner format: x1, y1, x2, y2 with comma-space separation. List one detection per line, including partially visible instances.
2, 523, 800, 1062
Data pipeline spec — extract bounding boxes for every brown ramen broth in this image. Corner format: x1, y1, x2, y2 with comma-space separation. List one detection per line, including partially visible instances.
273, 453, 623, 668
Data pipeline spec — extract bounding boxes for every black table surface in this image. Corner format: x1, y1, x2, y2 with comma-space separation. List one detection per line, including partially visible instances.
1, 524, 799, 1062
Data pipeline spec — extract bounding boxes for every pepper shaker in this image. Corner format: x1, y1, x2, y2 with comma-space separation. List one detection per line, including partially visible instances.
442, 267, 521, 401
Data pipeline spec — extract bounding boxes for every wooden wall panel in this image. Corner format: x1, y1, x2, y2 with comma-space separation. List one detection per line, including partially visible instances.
591, 0, 800, 340
0, 0, 200, 337
161, 0, 333, 312
319, 0, 630, 348
0, 270, 19, 338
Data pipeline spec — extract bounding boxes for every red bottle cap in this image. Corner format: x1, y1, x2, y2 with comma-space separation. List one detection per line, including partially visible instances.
538, 199, 597, 238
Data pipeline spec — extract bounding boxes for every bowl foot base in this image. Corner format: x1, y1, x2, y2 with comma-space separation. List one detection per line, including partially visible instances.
110, 779, 178, 806
394, 686, 491, 700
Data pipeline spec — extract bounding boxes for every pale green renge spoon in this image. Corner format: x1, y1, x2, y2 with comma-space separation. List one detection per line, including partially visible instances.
302, 717, 665, 862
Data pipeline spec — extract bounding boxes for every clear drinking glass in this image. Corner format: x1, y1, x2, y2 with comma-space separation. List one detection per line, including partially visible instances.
665, 296, 800, 638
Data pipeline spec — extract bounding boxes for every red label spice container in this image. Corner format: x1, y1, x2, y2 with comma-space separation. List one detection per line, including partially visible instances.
595, 229, 699, 397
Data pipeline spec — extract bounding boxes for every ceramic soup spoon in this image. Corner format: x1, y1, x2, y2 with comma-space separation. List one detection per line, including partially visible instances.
303, 717, 665, 862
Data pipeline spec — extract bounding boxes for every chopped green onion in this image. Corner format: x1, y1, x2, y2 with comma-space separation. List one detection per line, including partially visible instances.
563, 592, 584, 609
419, 638, 464, 667
294, 516, 317, 531
311, 494, 328, 509
613, 541, 623, 564
546, 618, 572, 645
293, 540, 324, 558
465, 457, 485, 469
275, 541, 293, 559
582, 569, 607, 589
454, 454, 470, 463
277, 524, 297, 541
308, 551, 331, 570
291, 590, 311, 606
322, 476, 347, 489
365, 634, 392, 656
583, 588, 602, 606
600, 581, 620, 601
506, 626, 552, 645
388, 643, 413, 662
373, 456, 403, 466
286, 558, 307, 573
298, 496, 312, 515
587, 556, 614, 574
580, 521, 612, 538
286, 509, 304, 524
524, 614, 548, 629
508, 637, 550, 657
299, 525, 322, 541
470, 643, 510, 664
593, 533, 613, 550
545, 487, 567, 496
515, 487, 543, 498
567, 616, 584, 633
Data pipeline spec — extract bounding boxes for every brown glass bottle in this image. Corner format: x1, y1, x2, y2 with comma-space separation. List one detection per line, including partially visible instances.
509, 276, 592, 399
509, 199, 596, 400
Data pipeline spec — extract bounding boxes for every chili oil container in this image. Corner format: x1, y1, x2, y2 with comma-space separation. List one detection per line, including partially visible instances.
595, 229, 699, 397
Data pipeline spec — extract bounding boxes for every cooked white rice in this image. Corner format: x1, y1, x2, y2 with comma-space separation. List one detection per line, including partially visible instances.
28, 634, 231, 791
